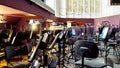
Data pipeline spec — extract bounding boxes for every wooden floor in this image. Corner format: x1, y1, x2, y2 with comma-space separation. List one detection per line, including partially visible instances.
0, 55, 29, 68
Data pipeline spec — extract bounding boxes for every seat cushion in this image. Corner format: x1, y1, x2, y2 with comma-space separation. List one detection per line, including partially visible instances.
75, 58, 107, 68
74, 40, 99, 58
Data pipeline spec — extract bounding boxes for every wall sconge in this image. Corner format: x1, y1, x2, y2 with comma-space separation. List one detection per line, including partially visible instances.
67, 21, 72, 28
29, 19, 41, 24
29, 19, 34, 24
0, 15, 7, 23
49, 25, 54, 30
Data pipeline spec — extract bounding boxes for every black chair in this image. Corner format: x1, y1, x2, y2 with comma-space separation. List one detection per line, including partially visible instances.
107, 39, 120, 64
5, 46, 16, 65
5, 45, 31, 67
27, 43, 32, 53
74, 40, 113, 68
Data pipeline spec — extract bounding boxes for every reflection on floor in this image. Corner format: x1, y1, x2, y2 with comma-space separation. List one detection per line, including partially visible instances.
0, 55, 29, 68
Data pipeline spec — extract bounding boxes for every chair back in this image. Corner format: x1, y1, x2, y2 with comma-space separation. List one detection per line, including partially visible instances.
5, 46, 16, 60
74, 40, 99, 58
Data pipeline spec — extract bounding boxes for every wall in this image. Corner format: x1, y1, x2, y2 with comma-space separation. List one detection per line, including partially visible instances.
55, 0, 120, 18
57, 18, 94, 25
16, 16, 43, 32
0, 16, 21, 29
94, 14, 120, 30
0, 0, 56, 21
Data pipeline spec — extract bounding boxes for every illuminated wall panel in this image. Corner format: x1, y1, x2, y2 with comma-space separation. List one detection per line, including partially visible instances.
66, 0, 101, 18
55, 0, 120, 18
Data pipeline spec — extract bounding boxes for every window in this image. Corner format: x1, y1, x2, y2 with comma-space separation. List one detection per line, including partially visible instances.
45, 0, 55, 10
111, 0, 120, 5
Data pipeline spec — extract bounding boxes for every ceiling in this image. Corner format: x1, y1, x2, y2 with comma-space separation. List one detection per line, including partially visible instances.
0, 5, 37, 24
0, 5, 36, 17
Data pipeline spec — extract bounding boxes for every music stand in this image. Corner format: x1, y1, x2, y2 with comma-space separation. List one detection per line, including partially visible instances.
99, 27, 109, 42
28, 36, 42, 62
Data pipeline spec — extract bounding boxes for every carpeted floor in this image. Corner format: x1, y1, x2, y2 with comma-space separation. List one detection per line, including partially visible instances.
0, 48, 120, 68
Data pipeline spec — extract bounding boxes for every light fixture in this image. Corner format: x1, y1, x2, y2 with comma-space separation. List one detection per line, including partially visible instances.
46, 19, 53, 23
29, 19, 34, 24
29, 19, 39, 31
0, 15, 7, 23
49, 25, 54, 30
67, 21, 72, 28
29, 19, 41, 24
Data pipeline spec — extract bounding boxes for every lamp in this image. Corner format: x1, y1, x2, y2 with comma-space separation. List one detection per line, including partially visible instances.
29, 19, 34, 24
0, 15, 7, 23
29, 19, 41, 39
29, 19, 41, 24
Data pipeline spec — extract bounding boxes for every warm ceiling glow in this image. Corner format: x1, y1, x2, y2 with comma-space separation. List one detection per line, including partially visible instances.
0, 5, 35, 16
46, 19, 53, 22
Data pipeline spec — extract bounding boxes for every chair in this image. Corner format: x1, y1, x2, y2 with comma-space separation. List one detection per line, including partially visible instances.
73, 40, 113, 68
27, 43, 32, 53
5, 45, 31, 67
107, 39, 120, 64
5, 46, 16, 65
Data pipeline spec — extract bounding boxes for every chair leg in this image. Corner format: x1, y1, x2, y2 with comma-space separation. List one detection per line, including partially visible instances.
115, 46, 120, 64
6, 59, 12, 67
106, 57, 114, 68
6, 58, 9, 66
